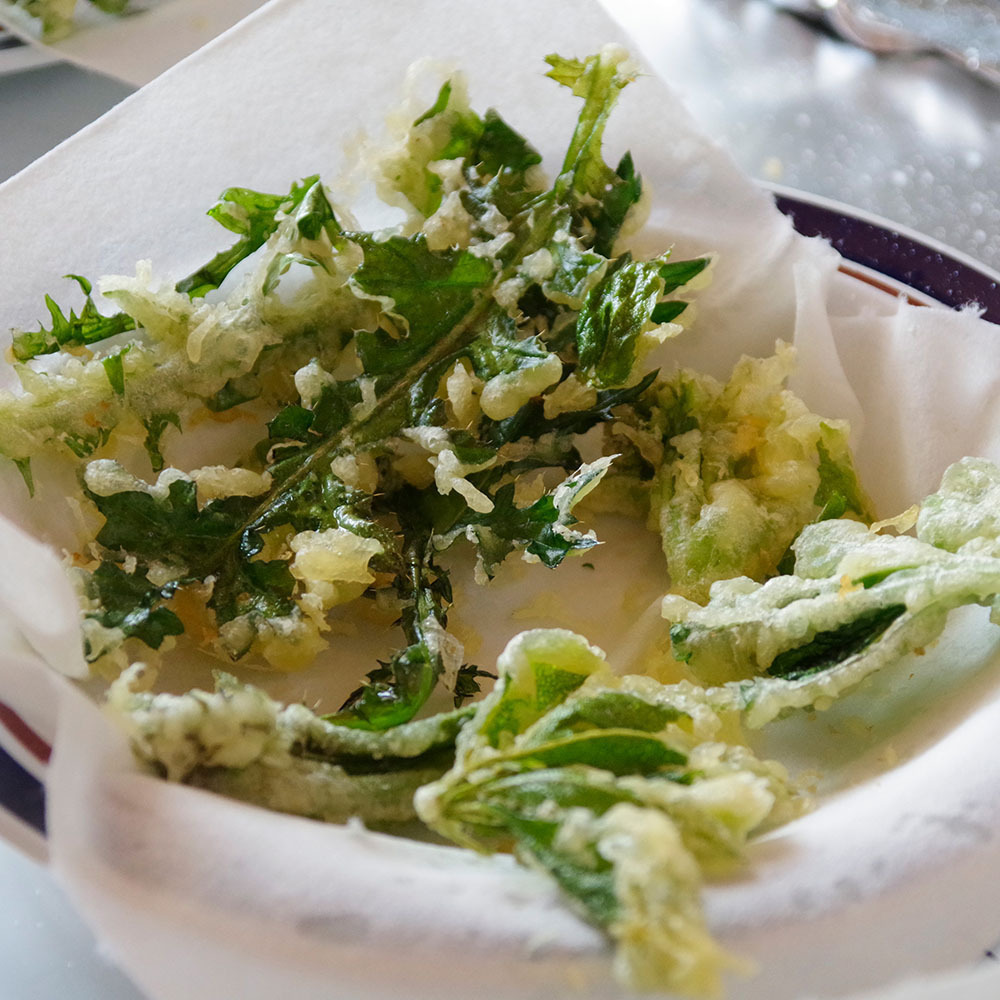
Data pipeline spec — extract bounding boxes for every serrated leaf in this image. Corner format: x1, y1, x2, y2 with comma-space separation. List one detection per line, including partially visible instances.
85, 561, 184, 654
590, 151, 642, 257
541, 226, 607, 308
90, 477, 242, 567
576, 254, 667, 388
141, 412, 181, 474
545, 48, 639, 254
11, 274, 136, 361
438, 457, 610, 579
353, 236, 496, 378
175, 176, 324, 298
474, 109, 543, 177
484, 370, 658, 446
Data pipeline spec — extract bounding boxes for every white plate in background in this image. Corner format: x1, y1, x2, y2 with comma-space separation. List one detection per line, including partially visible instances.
0, 0, 261, 85
0, 24, 59, 73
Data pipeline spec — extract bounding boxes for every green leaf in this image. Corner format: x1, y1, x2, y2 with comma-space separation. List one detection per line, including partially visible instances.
484, 370, 658, 446
534, 690, 684, 735
86, 471, 299, 637
814, 426, 873, 520
141, 412, 181, 474
512, 729, 686, 775
766, 604, 907, 680
11, 274, 137, 361
262, 251, 323, 296
465, 307, 552, 380
102, 348, 128, 397
590, 151, 642, 257
334, 642, 438, 731
502, 811, 620, 925
332, 541, 449, 729
476, 766, 640, 817
13, 457, 33, 497
175, 176, 325, 298
480, 658, 595, 747
265, 379, 365, 451
61, 426, 111, 459
353, 235, 496, 378
85, 561, 184, 655
289, 178, 340, 241
309, 700, 475, 759
459, 305, 562, 418
576, 254, 666, 388
440, 458, 610, 579
395, 80, 487, 216
453, 663, 495, 706
543, 237, 607, 307
473, 109, 543, 178
208, 554, 297, 632
545, 49, 639, 254
658, 257, 710, 294
649, 300, 687, 325
91, 477, 238, 566
408, 82, 541, 218
204, 376, 261, 413
413, 80, 453, 126
267, 404, 313, 441
547, 48, 634, 194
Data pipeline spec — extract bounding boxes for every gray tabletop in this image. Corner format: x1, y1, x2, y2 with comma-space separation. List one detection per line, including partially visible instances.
0, 62, 131, 182
615, 0, 1000, 275
1, 3, 999, 997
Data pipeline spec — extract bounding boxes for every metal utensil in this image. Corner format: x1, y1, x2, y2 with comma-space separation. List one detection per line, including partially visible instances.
769, 0, 1000, 85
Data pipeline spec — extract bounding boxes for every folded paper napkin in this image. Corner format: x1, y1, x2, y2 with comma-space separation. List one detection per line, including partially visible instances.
3, 2, 1000, 999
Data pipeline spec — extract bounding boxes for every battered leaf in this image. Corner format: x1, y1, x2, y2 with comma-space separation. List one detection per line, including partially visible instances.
416, 629, 792, 996
175, 175, 332, 298
85, 562, 184, 653
576, 253, 674, 388
11, 274, 136, 361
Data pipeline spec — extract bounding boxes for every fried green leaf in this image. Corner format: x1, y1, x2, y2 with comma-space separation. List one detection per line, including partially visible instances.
11, 274, 137, 361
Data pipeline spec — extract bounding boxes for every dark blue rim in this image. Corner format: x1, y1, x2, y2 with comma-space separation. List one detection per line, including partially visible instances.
773, 191, 1000, 324
1, 191, 998, 844
0, 743, 45, 834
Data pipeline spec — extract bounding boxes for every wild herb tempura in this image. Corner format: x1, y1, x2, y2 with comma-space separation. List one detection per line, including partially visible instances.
6, 46, 992, 997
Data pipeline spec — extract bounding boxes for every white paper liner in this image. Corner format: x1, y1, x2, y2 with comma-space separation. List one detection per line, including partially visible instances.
2, 1, 1000, 998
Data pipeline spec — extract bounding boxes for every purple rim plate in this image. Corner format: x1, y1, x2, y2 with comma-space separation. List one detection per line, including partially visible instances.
2, 185, 1000, 851
768, 183, 1000, 321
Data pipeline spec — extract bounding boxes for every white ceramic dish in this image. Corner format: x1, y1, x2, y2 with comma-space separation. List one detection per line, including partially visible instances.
3, 2, 1000, 997
6, 184, 1000, 840
3, 184, 1000, 999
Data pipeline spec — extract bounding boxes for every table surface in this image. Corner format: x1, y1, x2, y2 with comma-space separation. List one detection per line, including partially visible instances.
2, 2, 999, 997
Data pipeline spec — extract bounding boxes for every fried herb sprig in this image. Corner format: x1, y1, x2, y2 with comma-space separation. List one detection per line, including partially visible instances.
10, 48, 708, 728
